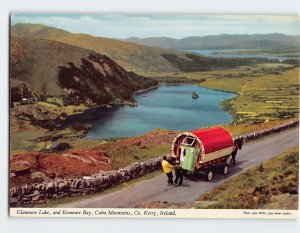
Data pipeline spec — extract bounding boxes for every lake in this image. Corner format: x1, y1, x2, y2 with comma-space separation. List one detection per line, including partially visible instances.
81, 84, 237, 139
186, 49, 297, 62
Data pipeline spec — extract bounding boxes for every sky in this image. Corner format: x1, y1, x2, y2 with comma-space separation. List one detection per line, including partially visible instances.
11, 13, 300, 39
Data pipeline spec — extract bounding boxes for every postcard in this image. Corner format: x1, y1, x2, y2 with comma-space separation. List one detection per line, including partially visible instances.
9, 14, 299, 218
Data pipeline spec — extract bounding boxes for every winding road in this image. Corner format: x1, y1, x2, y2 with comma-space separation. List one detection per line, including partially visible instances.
57, 127, 299, 208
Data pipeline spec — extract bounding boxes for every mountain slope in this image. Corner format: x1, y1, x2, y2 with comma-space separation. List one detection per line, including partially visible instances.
11, 23, 185, 73
126, 34, 300, 50
10, 36, 157, 105
11, 24, 283, 75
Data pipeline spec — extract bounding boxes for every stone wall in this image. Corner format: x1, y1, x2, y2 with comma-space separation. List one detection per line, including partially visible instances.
10, 156, 165, 206
9, 119, 298, 206
236, 120, 298, 142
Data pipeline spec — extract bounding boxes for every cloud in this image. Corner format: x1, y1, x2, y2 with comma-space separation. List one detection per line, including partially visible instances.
11, 14, 300, 39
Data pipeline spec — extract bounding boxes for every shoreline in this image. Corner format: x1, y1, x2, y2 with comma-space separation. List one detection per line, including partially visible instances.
49, 84, 162, 136
10, 81, 242, 146
70, 82, 238, 139
199, 81, 240, 95
199, 81, 239, 123
134, 84, 160, 95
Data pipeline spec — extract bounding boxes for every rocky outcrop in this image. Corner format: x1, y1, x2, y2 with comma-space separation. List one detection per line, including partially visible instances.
10, 104, 62, 130
58, 52, 158, 106
69, 123, 92, 133
11, 105, 59, 121
45, 142, 72, 153
10, 37, 158, 105
11, 82, 40, 102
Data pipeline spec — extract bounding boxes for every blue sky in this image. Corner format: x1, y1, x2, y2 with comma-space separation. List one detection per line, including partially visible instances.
11, 14, 300, 39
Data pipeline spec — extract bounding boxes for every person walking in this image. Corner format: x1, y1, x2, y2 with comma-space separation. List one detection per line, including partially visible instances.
174, 160, 184, 187
161, 156, 174, 186
230, 143, 238, 165
230, 137, 243, 165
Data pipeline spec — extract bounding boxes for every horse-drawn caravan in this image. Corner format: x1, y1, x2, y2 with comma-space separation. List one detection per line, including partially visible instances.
171, 127, 240, 181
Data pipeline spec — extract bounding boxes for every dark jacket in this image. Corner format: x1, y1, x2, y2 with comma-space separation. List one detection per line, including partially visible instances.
174, 164, 183, 176
232, 145, 238, 156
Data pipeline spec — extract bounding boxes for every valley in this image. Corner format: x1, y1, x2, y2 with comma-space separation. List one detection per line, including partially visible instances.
9, 23, 299, 203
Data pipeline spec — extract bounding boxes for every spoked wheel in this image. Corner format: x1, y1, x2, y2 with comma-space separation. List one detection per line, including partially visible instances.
207, 170, 213, 181
223, 165, 228, 175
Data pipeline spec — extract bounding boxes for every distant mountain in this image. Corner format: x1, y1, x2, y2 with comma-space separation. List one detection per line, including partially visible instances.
11, 23, 187, 73
10, 36, 157, 105
126, 34, 300, 50
10, 23, 284, 82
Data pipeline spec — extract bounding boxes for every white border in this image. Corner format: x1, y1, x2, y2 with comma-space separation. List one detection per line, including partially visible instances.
10, 208, 298, 219
1, 0, 300, 233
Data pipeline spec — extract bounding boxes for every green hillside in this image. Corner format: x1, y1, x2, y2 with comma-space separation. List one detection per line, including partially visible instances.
11, 24, 281, 75
11, 23, 184, 73
10, 36, 157, 105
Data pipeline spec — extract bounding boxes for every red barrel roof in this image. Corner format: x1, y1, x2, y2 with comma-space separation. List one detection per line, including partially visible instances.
189, 127, 233, 154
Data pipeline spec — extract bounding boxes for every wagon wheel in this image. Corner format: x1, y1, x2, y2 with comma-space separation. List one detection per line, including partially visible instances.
223, 165, 228, 175
207, 170, 213, 181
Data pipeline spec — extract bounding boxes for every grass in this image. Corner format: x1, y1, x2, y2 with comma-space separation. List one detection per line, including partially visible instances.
37, 101, 87, 115
62, 104, 87, 115
110, 144, 170, 169
10, 119, 48, 154
37, 170, 164, 207
37, 101, 58, 108
202, 67, 299, 123
198, 147, 299, 209
10, 119, 102, 155
12, 25, 183, 75
46, 97, 64, 107
137, 63, 293, 80
221, 117, 299, 137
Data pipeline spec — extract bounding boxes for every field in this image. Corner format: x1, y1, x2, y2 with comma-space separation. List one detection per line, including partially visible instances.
198, 147, 299, 209
137, 62, 293, 79
37, 101, 87, 115
138, 63, 299, 125
202, 66, 299, 123
10, 123, 48, 154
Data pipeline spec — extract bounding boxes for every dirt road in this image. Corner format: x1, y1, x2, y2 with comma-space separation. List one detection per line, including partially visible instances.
57, 127, 299, 208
